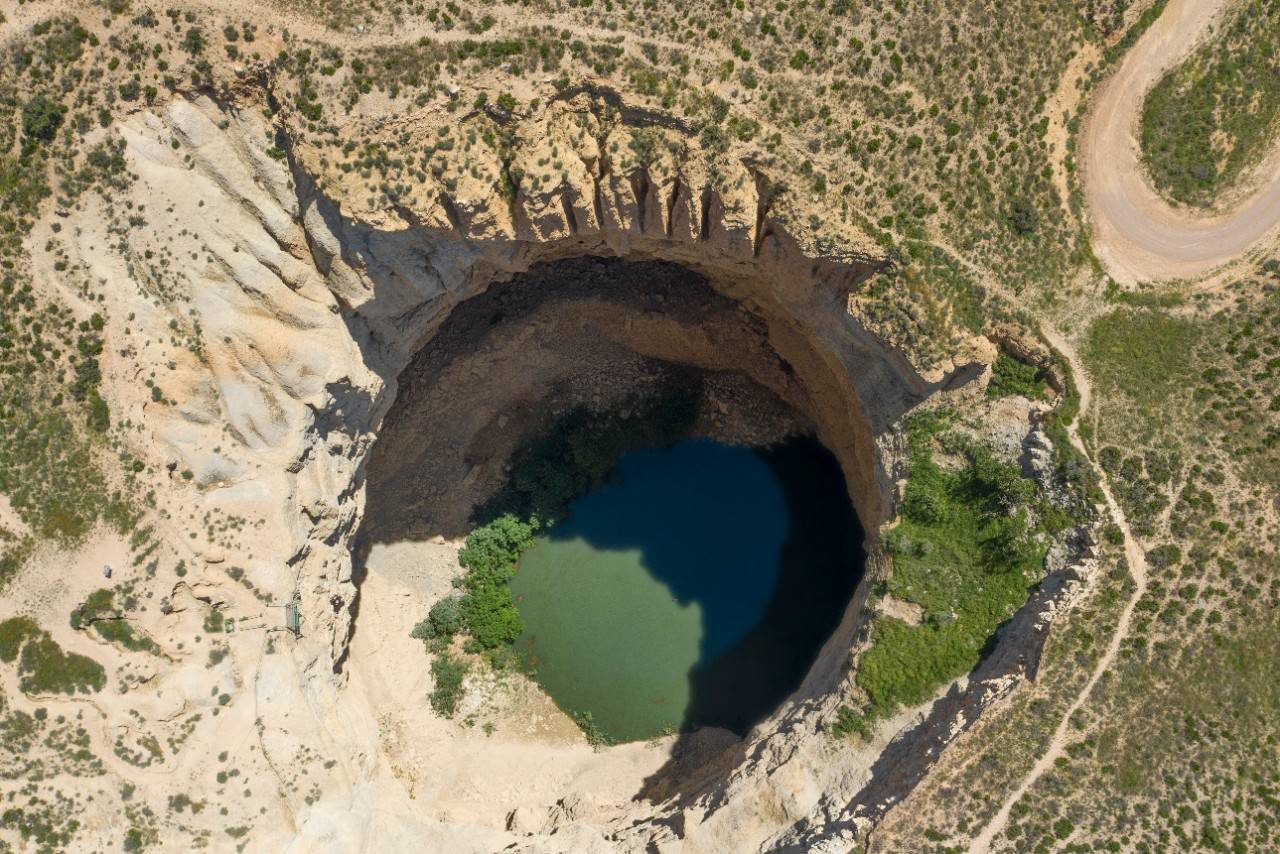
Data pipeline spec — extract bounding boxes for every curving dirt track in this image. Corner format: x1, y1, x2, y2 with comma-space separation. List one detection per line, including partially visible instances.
1083, 0, 1280, 284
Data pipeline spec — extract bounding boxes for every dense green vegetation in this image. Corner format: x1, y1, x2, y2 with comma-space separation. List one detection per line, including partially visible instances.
838, 410, 1057, 733
428, 651, 469, 718
1141, 0, 1280, 206
0, 617, 106, 695
987, 353, 1050, 400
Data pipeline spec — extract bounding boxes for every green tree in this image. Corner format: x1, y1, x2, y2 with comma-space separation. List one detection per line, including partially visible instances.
21, 94, 66, 145
410, 595, 464, 640
457, 515, 536, 592
461, 588, 523, 648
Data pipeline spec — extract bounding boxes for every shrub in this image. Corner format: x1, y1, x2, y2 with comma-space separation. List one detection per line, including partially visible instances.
21, 94, 66, 145
0, 617, 105, 694
461, 587, 523, 648
182, 27, 205, 54
0, 616, 36, 661
572, 709, 613, 747
457, 514, 536, 592
429, 651, 468, 717
203, 608, 225, 633
987, 353, 1048, 400
1007, 198, 1038, 235
1146, 544, 1182, 569
830, 705, 871, 739
410, 595, 464, 640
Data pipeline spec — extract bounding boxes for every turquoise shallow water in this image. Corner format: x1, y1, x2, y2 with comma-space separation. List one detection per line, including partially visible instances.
510, 437, 864, 742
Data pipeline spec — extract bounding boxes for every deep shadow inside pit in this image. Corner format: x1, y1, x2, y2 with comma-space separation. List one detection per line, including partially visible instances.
353, 256, 876, 803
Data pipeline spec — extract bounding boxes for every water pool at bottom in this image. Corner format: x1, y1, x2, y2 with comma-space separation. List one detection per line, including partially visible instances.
509, 437, 864, 742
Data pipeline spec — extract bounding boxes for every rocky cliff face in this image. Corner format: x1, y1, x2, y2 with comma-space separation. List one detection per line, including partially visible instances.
50, 86, 1002, 850
101, 90, 930, 660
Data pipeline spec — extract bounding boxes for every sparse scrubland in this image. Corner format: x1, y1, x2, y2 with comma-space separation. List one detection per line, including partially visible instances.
1141, 0, 1280, 206
0, 0, 1276, 850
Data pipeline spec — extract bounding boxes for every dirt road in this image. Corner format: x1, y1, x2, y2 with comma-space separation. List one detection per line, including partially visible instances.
1083, 0, 1280, 284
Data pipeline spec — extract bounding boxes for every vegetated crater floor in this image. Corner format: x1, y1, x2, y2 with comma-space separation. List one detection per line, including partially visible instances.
351, 256, 876, 797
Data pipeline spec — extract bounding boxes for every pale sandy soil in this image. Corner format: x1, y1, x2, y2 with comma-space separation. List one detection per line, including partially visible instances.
0, 526, 298, 851
0, 495, 27, 539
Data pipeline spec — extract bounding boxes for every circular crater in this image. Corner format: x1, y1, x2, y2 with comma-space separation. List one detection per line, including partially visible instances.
353, 254, 887, 785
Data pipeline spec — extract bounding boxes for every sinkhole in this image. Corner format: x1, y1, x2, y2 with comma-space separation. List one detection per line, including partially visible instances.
356, 254, 884, 743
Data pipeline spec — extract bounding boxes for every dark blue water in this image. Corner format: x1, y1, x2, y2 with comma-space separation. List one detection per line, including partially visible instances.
512, 437, 865, 742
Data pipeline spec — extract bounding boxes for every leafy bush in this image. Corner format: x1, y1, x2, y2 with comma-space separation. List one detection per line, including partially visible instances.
411, 595, 465, 641
987, 354, 1049, 400
457, 515, 536, 592
1007, 198, 1038, 235
461, 588, 523, 649
830, 705, 871, 740
21, 94, 66, 145
181, 27, 205, 54
1146, 544, 1183, 569
571, 709, 614, 747
0, 616, 36, 661
67, 588, 161, 655
429, 651, 469, 717
409, 517, 534, 653
91, 618, 161, 655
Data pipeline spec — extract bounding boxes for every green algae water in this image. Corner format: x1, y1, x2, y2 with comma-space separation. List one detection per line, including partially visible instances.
509, 437, 864, 743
